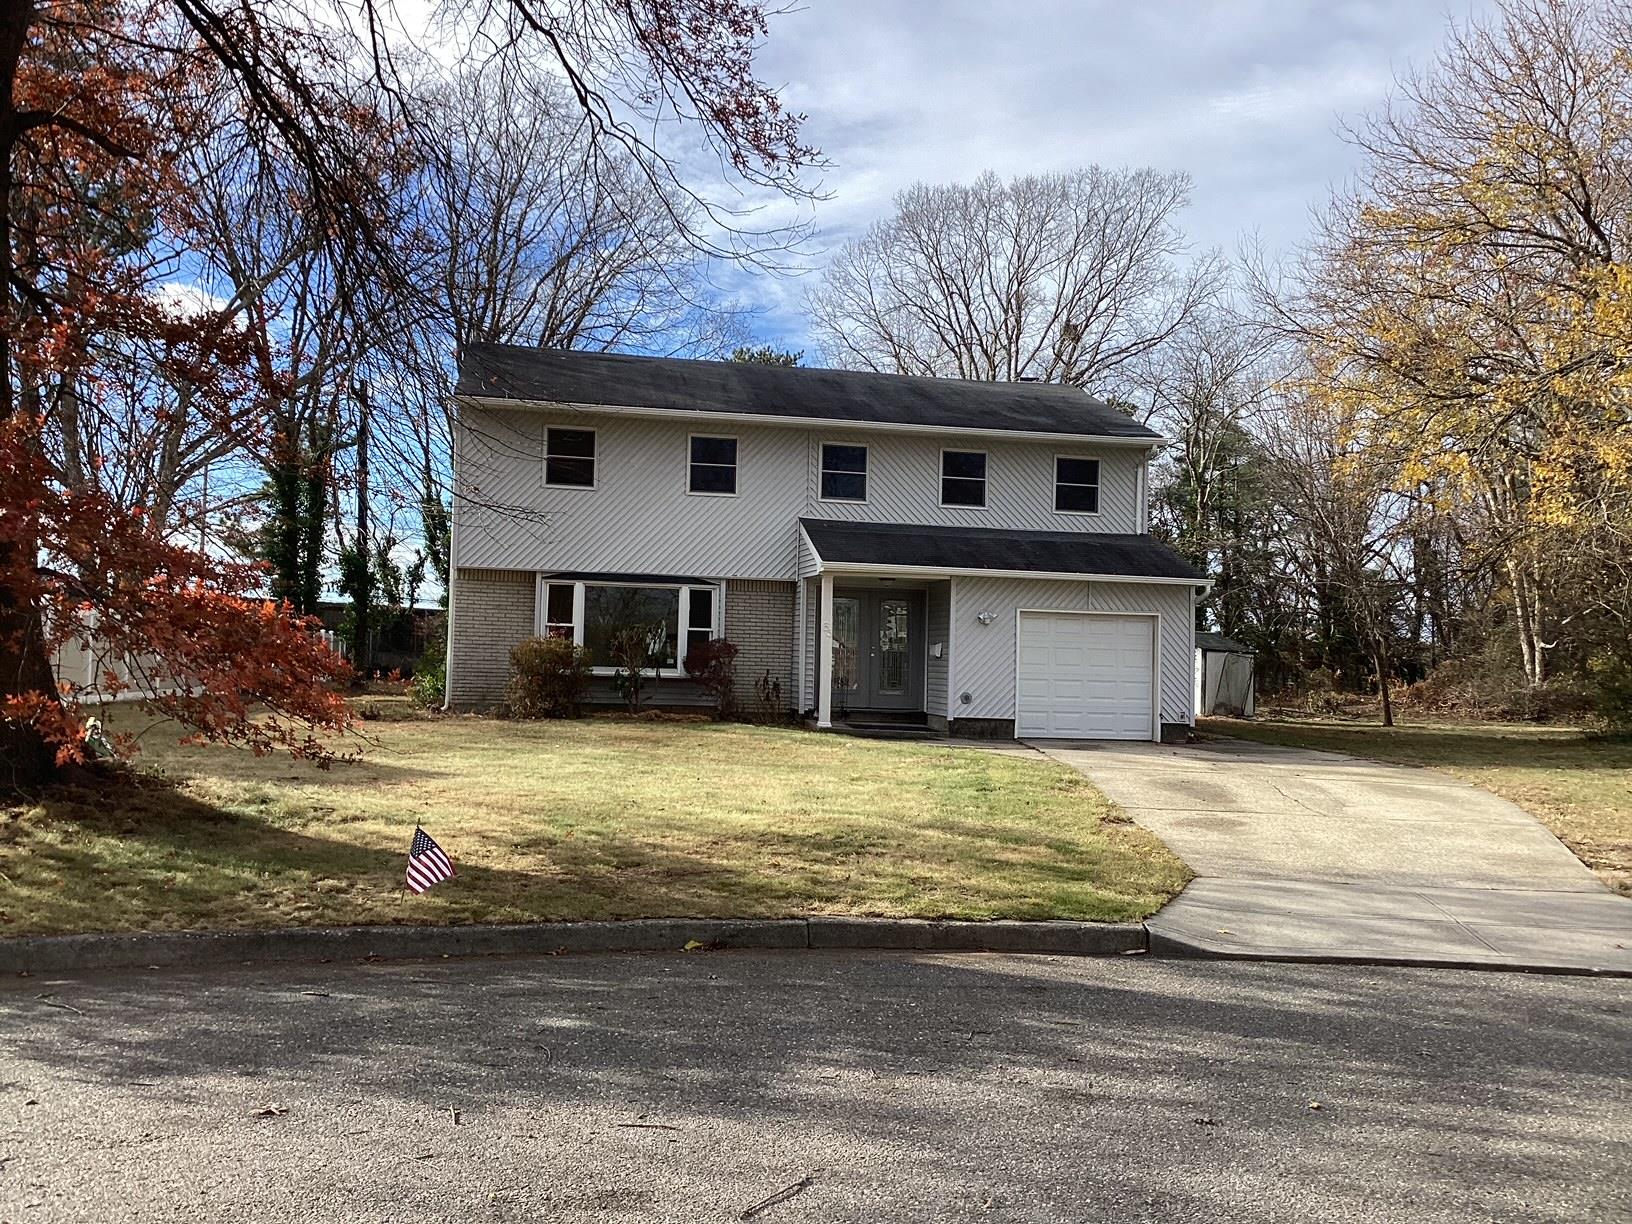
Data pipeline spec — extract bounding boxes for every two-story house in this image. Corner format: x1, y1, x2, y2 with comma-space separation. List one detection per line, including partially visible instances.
446, 344, 1208, 741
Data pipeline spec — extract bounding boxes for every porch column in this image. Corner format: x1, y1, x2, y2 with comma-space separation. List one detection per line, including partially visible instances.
816, 571, 835, 728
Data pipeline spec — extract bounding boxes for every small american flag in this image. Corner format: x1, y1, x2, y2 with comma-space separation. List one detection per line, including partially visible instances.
406, 826, 456, 894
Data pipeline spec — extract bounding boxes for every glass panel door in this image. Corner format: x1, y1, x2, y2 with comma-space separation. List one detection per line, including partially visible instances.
876, 599, 909, 695
832, 597, 861, 699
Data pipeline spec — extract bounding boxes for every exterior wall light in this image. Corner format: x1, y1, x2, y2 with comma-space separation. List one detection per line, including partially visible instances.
976, 612, 996, 626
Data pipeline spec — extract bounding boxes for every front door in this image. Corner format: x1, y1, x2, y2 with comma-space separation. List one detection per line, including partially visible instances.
831, 589, 924, 712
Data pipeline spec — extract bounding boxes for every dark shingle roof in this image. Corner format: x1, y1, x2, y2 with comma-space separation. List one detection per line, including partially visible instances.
1196, 631, 1254, 654
456, 343, 1159, 441
799, 519, 1206, 581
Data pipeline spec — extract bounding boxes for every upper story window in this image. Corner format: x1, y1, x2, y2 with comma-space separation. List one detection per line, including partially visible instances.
1054, 456, 1101, 514
820, 443, 868, 502
544, 427, 596, 488
688, 435, 738, 495
940, 449, 987, 508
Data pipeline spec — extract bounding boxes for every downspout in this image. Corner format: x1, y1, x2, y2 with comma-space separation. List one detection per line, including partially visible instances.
440, 412, 461, 712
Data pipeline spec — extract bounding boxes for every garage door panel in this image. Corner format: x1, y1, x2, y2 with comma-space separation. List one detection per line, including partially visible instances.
1016, 612, 1154, 740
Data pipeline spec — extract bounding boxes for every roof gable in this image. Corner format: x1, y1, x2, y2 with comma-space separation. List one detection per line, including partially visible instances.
456, 343, 1159, 442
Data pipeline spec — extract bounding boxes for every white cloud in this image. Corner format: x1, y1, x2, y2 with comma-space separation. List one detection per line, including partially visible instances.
154, 280, 229, 319
732, 0, 1496, 355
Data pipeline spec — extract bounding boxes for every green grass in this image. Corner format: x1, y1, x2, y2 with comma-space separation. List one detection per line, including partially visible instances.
1200, 715, 1632, 896
0, 699, 1189, 935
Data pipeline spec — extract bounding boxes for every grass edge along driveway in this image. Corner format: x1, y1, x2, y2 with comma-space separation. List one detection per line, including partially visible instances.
0, 704, 1191, 935
1199, 715, 1632, 897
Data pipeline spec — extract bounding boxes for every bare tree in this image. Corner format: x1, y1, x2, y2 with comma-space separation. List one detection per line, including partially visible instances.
807, 168, 1218, 390
372, 59, 753, 605
1136, 302, 1277, 555
0, 0, 818, 782
421, 62, 743, 358
1260, 388, 1412, 724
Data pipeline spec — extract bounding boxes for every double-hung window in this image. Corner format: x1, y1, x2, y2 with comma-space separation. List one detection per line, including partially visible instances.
683, 587, 715, 664
538, 578, 719, 676
940, 450, 987, 508
544, 427, 596, 488
688, 435, 738, 495
1054, 456, 1100, 514
542, 582, 577, 638
820, 443, 868, 502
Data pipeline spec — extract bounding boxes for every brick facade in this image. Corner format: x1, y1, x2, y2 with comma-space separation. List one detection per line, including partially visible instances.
448, 568, 535, 706
724, 579, 796, 713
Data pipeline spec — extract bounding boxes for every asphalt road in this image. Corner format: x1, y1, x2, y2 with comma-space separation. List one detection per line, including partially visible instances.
0, 952, 1628, 1223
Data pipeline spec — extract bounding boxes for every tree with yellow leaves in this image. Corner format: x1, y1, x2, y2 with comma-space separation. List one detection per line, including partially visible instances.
1290, 0, 1632, 711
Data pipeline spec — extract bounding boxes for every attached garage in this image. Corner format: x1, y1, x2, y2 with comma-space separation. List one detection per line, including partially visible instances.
1015, 611, 1157, 740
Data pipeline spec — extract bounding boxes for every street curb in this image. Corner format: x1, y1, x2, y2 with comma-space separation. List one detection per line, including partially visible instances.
808, 916, 1144, 955
1144, 927, 1632, 979
0, 918, 1149, 976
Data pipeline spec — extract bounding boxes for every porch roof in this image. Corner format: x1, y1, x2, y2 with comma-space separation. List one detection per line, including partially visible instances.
798, 519, 1207, 584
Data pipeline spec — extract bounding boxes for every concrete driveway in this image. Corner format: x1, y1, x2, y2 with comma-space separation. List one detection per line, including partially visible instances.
1032, 738, 1632, 973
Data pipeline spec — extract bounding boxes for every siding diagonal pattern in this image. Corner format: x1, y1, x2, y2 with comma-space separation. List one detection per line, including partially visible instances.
948, 576, 1194, 726
454, 406, 1146, 576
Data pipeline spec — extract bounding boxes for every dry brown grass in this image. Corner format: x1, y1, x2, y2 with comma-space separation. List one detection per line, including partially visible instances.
0, 699, 1190, 934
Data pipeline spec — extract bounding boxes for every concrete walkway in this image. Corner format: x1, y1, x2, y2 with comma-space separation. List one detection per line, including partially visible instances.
1031, 737, 1632, 974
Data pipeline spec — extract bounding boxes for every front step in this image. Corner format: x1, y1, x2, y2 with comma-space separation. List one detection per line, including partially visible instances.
833, 715, 944, 740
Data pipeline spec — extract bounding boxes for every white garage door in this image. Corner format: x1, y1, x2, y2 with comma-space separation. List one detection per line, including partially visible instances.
1016, 613, 1155, 739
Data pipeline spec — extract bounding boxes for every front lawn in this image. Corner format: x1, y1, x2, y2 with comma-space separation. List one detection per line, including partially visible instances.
1200, 715, 1632, 896
0, 699, 1189, 935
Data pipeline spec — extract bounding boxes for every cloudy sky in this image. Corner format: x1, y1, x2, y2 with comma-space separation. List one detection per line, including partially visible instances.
735, 0, 1494, 357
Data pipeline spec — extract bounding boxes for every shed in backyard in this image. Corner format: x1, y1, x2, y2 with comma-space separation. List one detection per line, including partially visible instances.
1194, 631, 1256, 718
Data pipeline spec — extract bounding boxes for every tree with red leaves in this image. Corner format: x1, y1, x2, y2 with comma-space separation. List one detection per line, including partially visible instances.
0, 4, 355, 783
0, 0, 814, 786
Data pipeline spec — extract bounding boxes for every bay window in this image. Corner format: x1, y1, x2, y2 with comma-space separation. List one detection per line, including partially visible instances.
536, 578, 720, 675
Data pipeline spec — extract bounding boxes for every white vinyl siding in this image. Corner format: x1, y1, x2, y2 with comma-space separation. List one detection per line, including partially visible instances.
950, 575, 1195, 728
453, 406, 1147, 577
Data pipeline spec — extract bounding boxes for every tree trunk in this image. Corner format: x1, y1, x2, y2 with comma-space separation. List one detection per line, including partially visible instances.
1375, 643, 1395, 728
0, 0, 62, 788
1508, 559, 1538, 685
349, 382, 371, 677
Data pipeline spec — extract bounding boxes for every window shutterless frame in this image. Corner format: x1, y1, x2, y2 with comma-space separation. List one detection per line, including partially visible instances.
819, 442, 868, 503
1053, 454, 1101, 515
686, 433, 739, 496
533, 576, 722, 678
939, 448, 988, 509
543, 426, 597, 489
